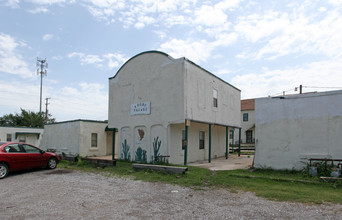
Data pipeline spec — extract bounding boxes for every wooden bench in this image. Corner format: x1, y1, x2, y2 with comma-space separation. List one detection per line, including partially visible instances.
132, 163, 188, 174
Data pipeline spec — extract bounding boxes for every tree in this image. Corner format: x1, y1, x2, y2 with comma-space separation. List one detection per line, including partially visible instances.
0, 108, 55, 128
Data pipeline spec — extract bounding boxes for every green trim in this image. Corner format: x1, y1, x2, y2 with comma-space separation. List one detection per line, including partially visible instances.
209, 124, 212, 163
15, 132, 41, 140
184, 118, 241, 129
0, 126, 43, 130
109, 50, 241, 92
184, 125, 188, 165
109, 51, 170, 80
226, 126, 229, 159
105, 126, 118, 132
238, 128, 242, 157
47, 119, 108, 125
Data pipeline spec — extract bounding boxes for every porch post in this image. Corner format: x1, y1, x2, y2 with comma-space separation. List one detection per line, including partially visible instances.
226, 126, 229, 159
184, 124, 189, 165
112, 129, 116, 160
209, 124, 212, 163
238, 128, 241, 157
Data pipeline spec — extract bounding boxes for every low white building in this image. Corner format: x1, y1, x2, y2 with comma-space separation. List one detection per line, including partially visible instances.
39, 119, 117, 157
254, 90, 342, 170
0, 126, 44, 146
108, 51, 241, 165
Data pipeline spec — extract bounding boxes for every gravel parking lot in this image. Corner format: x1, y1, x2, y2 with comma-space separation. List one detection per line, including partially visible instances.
1, 168, 341, 220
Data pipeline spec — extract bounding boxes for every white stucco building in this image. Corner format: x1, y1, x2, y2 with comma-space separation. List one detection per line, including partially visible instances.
108, 51, 241, 165
0, 126, 44, 146
39, 119, 117, 157
254, 90, 342, 170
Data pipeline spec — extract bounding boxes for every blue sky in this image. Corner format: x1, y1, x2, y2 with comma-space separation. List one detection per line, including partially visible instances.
1, 0, 342, 122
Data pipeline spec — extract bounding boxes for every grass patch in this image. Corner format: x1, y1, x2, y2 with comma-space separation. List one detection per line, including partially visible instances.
58, 159, 342, 204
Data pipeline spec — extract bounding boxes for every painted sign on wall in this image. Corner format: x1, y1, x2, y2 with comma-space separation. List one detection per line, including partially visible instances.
131, 102, 151, 115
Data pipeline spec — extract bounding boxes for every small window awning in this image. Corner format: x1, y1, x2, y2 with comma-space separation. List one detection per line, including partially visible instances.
15, 132, 41, 140
105, 126, 118, 132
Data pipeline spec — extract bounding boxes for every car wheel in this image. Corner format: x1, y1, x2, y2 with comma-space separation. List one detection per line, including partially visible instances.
0, 163, 9, 179
47, 157, 57, 169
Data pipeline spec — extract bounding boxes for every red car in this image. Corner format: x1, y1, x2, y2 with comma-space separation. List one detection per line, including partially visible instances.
0, 142, 60, 179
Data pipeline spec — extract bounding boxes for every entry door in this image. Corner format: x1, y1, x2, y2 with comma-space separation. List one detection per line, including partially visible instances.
246, 131, 253, 143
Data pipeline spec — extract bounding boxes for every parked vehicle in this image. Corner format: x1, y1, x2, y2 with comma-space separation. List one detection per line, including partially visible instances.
0, 142, 60, 179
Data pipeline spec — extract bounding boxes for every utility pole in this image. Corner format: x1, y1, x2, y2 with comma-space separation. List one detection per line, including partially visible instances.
45, 97, 50, 122
36, 58, 48, 113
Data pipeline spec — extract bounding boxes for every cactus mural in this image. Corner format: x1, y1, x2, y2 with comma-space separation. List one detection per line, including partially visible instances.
152, 136, 162, 162
135, 147, 147, 163
121, 139, 131, 161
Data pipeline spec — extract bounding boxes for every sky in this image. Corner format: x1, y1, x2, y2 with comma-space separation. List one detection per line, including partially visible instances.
1, 0, 342, 122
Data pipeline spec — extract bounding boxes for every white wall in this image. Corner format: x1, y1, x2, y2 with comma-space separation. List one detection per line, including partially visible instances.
254, 90, 342, 170
0, 126, 44, 146
39, 120, 109, 157
79, 121, 108, 157
39, 121, 80, 155
185, 60, 241, 127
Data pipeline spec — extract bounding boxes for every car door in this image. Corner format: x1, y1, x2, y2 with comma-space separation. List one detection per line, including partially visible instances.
3, 144, 27, 171
21, 144, 46, 168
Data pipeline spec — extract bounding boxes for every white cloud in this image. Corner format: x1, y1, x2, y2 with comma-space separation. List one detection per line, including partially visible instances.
28, 0, 67, 5
68, 51, 128, 69
28, 7, 49, 14
42, 34, 53, 41
4, 0, 20, 8
0, 33, 32, 78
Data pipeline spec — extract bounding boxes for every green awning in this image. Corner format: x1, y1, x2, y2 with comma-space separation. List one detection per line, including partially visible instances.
15, 132, 41, 140
105, 126, 118, 132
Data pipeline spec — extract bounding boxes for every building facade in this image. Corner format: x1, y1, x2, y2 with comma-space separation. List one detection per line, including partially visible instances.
254, 90, 342, 170
0, 126, 44, 146
39, 120, 116, 157
108, 51, 241, 165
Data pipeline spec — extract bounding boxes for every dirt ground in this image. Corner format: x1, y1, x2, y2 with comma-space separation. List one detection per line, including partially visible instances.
1, 168, 341, 220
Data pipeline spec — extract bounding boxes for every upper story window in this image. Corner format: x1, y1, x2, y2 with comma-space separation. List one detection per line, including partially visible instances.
243, 113, 248, 122
91, 133, 98, 148
213, 89, 218, 108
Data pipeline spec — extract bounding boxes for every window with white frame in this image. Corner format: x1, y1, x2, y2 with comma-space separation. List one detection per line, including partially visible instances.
213, 89, 218, 107
91, 133, 98, 148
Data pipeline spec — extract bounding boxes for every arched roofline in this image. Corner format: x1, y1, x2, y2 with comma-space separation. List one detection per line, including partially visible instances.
109, 50, 240, 92
109, 50, 172, 80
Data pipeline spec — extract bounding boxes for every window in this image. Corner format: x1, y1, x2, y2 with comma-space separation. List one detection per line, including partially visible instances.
213, 89, 218, 107
199, 131, 205, 149
19, 136, 26, 143
22, 144, 40, 153
6, 134, 12, 142
243, 113, 248, 122
182, 130, 186, 150
229, 130, 234, 139
4, 144, 22, 153
91, 133, 98, 148
246, 131, 253, 143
